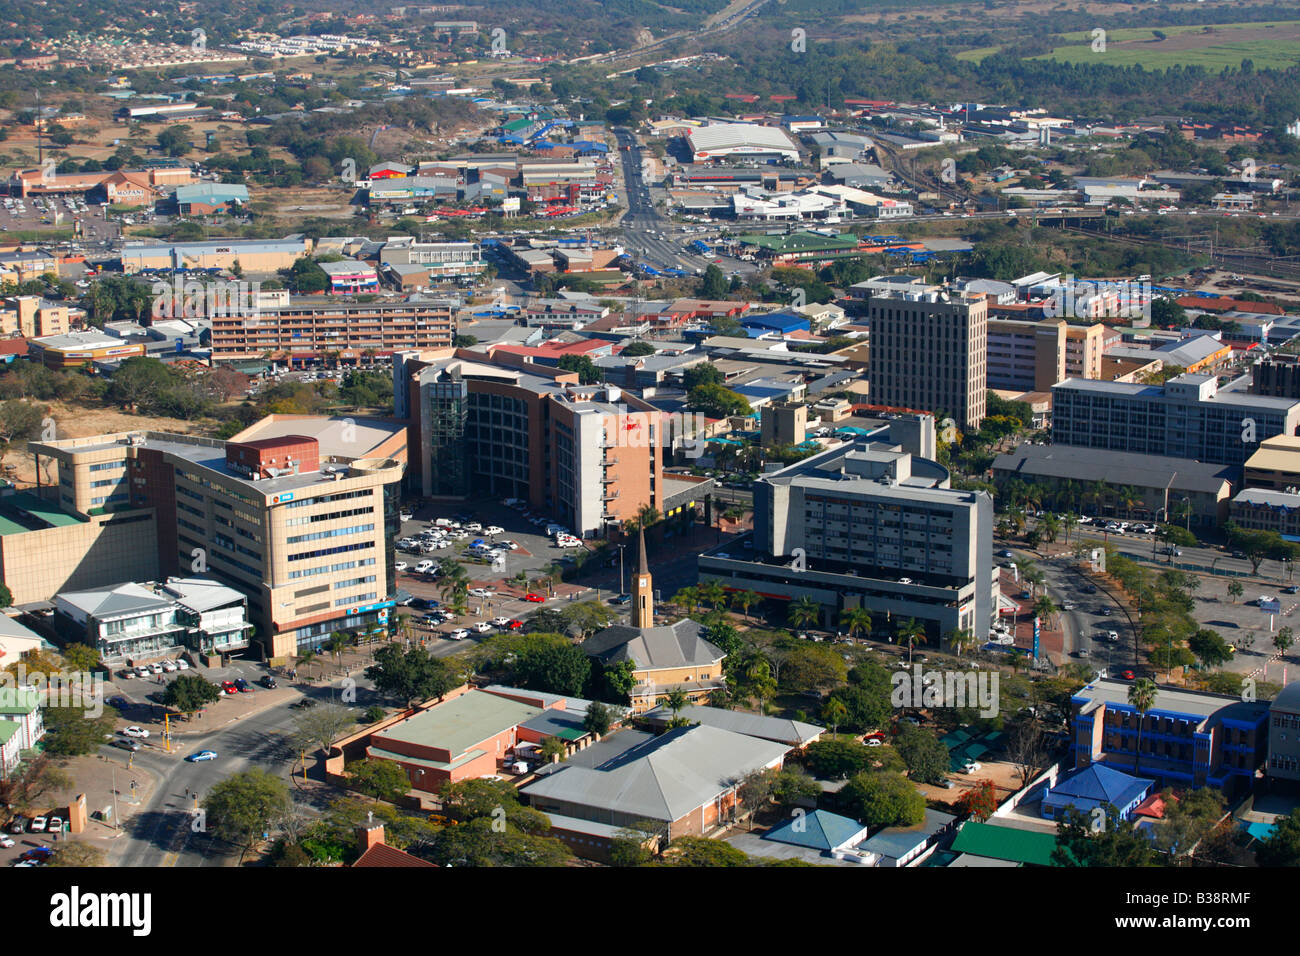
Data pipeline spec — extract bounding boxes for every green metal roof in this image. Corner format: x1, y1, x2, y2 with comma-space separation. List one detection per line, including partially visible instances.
950, 822, 1058, 866
0, 688, 41, 714
737, 231, 860, 253
0, 721, 21, 745
0, 492, 86, 534
372, 690, 543, 757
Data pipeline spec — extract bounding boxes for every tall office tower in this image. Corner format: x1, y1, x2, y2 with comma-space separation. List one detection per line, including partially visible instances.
868, 289, 988, 430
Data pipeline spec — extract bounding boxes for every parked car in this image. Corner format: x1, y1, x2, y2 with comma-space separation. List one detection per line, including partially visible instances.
260, 675, 278, 689
233, 678, 252, 693
220, 681, 238, 695
414, 560, 436, 574
1120, 670, 1136, 680
962, 761, 982, 774
1284, 586, 1300, 595
47, 816, 63, 833
484, 526, 504, 537
28, 816, 47, 833
394, 562, 409, 572
0, 835, 13, 849
161, 660, 177, 672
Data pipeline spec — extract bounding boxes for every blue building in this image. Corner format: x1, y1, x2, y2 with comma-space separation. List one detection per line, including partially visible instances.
1070, 677, 1269, 797
1040, 764, 1155, 822
739, 311, 811, 336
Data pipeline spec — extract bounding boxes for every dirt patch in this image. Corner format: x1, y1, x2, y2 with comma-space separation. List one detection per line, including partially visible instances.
3, 402, 212, 488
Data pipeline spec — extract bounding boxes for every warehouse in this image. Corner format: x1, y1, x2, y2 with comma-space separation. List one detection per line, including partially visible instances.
120, 236, 313, 275
687, 123, 801, 163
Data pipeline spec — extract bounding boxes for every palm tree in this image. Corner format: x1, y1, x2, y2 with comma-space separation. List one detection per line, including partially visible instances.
821, 697, 848, 737
325, 631, 349, 672
898, 618, 926, 663
1128, 678, 1158, 775
787, 596, 820, 632
1032, 595, 1058, 628
1060, 512, 1078, 545
1038, 513, 1061, 546
673, 586, 701, 616
839, 607, 873, 641
296, 649, 317, 681
945, 627, 976, 658
665, 686, 690, 725
698, 579, 727, 611
731, 589, 760, 622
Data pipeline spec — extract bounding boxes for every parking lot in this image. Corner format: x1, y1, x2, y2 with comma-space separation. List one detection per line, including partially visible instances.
392, 498, 603, 645
0, 192, 118, 240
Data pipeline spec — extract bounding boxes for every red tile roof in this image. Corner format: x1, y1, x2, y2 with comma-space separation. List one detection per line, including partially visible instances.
353, 843, 436, 868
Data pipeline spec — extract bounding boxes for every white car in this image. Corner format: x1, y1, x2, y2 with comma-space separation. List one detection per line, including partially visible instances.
176, 659, 190, 670
491, 617, 510, 627
448, 628, 470, 641
161, 660, 177, 672
434, 518, 453, 527
134, 666, 150, 679
148, 662, 163, 675
414, 560, 436, 574
473, 622, 493, 633
121, 726, 150, 739
484, 525, 504, 537
28, 817, 47, 833
465, 522, 483, 533
962, 761, 982, 774
469, 587, 495, 598
394, 561, 409, 572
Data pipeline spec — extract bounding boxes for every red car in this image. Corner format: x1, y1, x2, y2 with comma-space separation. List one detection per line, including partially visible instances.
220, 681, 238, 695
523, 593, 545, 603
1120, 670, 1136, 680
506, 619, 524, 630
863, 731, 886, 742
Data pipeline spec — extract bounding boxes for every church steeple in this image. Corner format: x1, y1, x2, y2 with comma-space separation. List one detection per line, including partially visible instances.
631, 527, 653, 628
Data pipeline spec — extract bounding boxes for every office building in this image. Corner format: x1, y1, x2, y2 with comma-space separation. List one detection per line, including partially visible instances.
986, 317, 1065, 393
1267, 683, 1300, 784
210, 297, 455, 364
28, 331, 145, 369
1251, 354, 1300, 400
120, 236, 312, 275
992, 445, 1235, 529
698, 440, 995, 644
867, 289, 987, 429
1070, 677, 1268, 796
29, 416, 406, 662
1051, 373, 1300, 468
1243, 434, 1300, 490
0, 296, 71, 339
760, 402, 807, 447
397, 354, 661, 536
379, 238, 485, 280
54, 577, 253, 665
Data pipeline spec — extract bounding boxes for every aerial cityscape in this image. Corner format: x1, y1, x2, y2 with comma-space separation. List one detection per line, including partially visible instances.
0, 0, 1298, 899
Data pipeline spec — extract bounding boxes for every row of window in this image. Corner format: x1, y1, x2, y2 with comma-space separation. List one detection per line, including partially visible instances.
286, 523, 374, 545
335, 575, 376, 590
285, 505, 375, 527
287, 556, 376, 580
285, 488, 374, 509
288, 540, 374, 563
90, 461, 126, 472
335, 592, 377, 607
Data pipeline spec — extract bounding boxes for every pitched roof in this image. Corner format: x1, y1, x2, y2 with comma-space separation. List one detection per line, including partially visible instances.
763, 809, 866, 851
521, 724, 788, 822
352, 843, 436, 867
582, 619, 724, 670
949, 822, 1058, 866
1044, 764, 1155, 810
642, 704, 822, 747
860, 808, 956, 859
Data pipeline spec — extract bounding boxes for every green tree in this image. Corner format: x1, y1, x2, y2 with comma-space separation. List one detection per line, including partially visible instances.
821, 697, 848, 736
203, 768, 292, 863
839, 607, 872, 641
803, 738, 875, 779
1227, 579, 1244, 604
514, 642, 591, 696
293, 703, 358, 757
893, 725, 951, 785
583, 701, 614, 738
840, 771, 926, 828
1257, 812, 1300, 867
698, 264, 727, 299
1188, 629, 1233, 668
687, 383, 752, 419
1053, 806, 1158, 866
161, 674, 222, 714
1128, 678, 1158, 775
345, 757, 411, 802
787, 596, 821, 631
41, 705, 119, 756
663, 835, 751, 866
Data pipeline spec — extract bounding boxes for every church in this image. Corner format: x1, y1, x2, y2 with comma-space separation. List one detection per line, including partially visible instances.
582, 529, 727, 713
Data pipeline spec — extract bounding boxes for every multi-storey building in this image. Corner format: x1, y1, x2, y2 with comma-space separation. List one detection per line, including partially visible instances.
986, 317, 1065, 393
867, 289, 987, 429
698, 440, 995, 644
379, 238, 485, 280
1267, 683, 1300, 785
1071, 677, 1268, 797
29, 416, 405, 662
120, 236, 311, 274
1251, 354, 1300, 400
1064, 323, 1107, 381
210, 298, 455, 364
1051, 373, 1300, 468
397, 354, 660, 536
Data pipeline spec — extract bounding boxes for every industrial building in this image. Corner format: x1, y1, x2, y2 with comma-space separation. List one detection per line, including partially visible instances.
120, 236, 313, 275
686, 123, 801, 163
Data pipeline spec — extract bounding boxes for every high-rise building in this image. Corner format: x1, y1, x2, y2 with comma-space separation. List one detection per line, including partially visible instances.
30, 416, 406, 662
986, 317, 1065, 393
398, 355, 661, 536
867, 289, 987, 429
699, 440, 995, 643
1052, 373, 1300, 468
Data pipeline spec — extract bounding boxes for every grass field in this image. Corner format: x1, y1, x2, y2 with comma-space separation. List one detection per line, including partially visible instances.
1032, 20, 1300, 70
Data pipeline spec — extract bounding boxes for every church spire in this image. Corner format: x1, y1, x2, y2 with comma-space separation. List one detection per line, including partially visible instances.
631, 526, 653, 628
